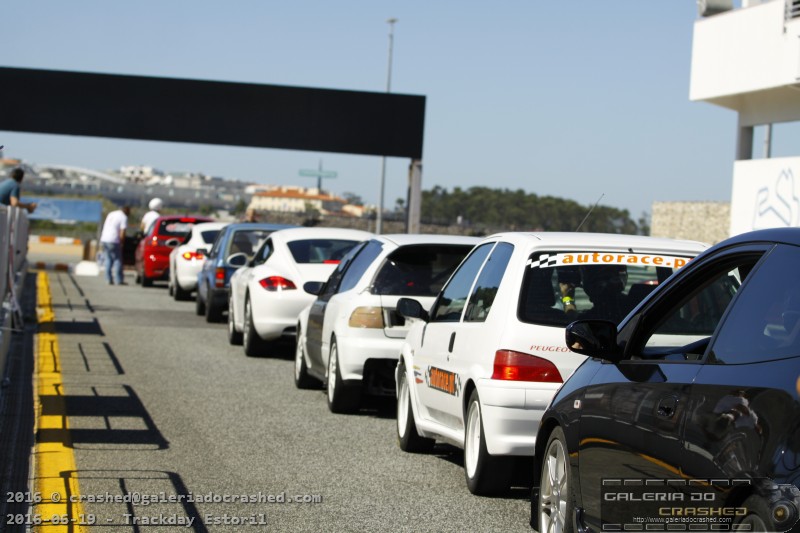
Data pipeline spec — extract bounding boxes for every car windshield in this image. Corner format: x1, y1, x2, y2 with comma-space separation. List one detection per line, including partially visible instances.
371, 244, 473, 297
519, 251, 694, 326
287, 239, 361, 264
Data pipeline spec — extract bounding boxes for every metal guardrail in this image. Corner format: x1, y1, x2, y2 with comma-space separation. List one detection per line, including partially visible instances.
0, 206, 30, 384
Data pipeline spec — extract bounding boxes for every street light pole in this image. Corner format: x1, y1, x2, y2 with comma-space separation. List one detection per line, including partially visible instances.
376, 17, 397, 235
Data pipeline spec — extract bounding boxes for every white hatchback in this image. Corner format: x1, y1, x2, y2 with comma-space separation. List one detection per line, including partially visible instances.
228, 227, 372, 356
394, 232, 707, 495
168, 222, 228, 300
294, 234, 480, 413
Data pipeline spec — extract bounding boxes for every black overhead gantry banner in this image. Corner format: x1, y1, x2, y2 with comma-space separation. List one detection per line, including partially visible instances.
0, 67, 426, 160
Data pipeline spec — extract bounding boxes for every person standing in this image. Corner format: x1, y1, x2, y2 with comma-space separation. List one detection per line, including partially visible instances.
100, 205, 131, 285
0, 167, 37, 213
140, 197, 162, 232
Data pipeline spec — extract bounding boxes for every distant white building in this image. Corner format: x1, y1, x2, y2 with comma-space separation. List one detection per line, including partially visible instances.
691, 0, 800, 236
120, 165, 165, 183
247, 185, 351, 215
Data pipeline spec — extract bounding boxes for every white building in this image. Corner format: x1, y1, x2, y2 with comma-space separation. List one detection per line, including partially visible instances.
247, 185, 350, 215
691, 0, 800, 236
120, 165, 165, 183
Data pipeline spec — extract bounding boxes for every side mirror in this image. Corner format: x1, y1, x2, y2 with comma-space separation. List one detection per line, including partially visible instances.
396, 297, 429, 322
303, 281, 324, 295
565, 319, 622, 362
227, 253, 249, 268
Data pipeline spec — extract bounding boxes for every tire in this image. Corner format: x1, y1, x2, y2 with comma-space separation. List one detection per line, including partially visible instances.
326, 339, 361, 413
397, 362, 434, 453
539, 426, 574, 533
294, 326, 321, 389
141, 274, 153, 287
195, 288, 206, 316
227, 295, 243, 345
205, 291, 224, 323
243, 296, 269, 357
464, 389, 513, 495
734, 494, 780, 532
174, 281, 191, 301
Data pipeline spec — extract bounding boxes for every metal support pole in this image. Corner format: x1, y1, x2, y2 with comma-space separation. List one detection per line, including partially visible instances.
406, 160, 422, 234
763, 123, 772, 158
376, 18, 397, 235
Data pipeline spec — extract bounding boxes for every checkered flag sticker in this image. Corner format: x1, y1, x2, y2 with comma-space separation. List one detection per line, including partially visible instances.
526, 254, 559, 269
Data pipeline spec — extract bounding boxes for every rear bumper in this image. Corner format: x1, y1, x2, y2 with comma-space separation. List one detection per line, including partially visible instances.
475, 378, 561, 456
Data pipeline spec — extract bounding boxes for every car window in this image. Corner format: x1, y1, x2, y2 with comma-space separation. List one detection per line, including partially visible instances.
337, 239, 384, 294
464, 243, 514, 322
318, 241, 368, 300
430, 243, 494, 323
371, 244, 474, 297
287, 239, 361, 264
633, 253, 763, 361
519, 251, 691, 327
710, 245, 800, 364
208, 231, 225, 258
225, 229, 271, 259
200, 230, 221, 244
252, 238, 274, 266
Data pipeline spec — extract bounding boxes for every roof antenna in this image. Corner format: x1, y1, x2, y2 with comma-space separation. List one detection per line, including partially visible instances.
575, 193, 604, 232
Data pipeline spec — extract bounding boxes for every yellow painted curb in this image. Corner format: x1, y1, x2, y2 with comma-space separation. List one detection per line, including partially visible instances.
32, 271, 88, 532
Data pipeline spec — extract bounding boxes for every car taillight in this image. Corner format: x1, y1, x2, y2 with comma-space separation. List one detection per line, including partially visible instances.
258, 276, 297, 291
491, 350, 563, 383
182, 251, 203, 260
349, 307, 384, 328
215, 267, 226, 288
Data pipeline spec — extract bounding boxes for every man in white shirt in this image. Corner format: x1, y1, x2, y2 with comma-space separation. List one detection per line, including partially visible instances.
140, 198, 162, 233
100, 205, 131, 285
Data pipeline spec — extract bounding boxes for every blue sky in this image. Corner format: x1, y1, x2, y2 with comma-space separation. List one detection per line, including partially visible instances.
1, 1, 786, 220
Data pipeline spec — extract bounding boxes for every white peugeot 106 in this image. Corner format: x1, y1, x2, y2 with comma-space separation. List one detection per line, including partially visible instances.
394, 232, 707, 496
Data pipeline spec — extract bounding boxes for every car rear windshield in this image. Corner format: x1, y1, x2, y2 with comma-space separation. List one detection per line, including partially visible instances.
201, 230, 221, 244
519, 251, 693, 327
287, 239, 361, 264
157, 220, 198, 238
371, 244, 473, 297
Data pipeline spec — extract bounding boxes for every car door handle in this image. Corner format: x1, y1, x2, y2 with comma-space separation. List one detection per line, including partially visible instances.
448, 332, 456, 353
657, 396, 678, 418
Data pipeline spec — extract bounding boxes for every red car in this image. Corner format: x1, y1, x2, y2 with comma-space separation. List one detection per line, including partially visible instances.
134, 215, 214, 287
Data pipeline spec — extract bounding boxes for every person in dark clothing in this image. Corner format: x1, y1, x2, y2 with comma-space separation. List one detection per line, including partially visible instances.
0, 168, 37, 213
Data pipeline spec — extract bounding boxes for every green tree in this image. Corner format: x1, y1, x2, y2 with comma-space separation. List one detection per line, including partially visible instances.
231, 199, 248, 216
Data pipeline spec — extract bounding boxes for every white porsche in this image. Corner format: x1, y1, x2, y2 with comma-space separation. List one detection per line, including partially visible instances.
168, 221, 228, 300
228, 227, 372, 356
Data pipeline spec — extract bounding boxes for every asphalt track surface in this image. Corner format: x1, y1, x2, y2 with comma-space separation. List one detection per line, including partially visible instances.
22, 270, 535, 532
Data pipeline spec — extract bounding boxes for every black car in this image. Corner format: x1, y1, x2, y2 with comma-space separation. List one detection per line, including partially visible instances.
532, 228, 800, 533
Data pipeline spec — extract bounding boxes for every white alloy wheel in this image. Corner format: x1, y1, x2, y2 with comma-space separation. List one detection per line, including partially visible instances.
540, 428, 571, 533
327, 344, 338, 402
397, 372, 411, 438
464, 398, 482, 479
